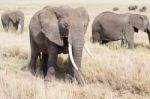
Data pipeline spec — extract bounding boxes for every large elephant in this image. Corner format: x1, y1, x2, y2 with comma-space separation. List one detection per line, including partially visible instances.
1, 10, 24, 33
92, 12, 150, 48
29, 6, 91, 85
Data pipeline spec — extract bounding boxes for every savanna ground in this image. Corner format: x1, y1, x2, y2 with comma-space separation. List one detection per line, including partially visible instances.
0, 0, 150, 99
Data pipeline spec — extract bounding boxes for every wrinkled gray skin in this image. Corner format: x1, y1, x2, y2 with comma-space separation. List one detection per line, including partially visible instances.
29, 6, 89, 85
92, 12, 150, 48
1, 10, 24, 33
128, 5, 138, 11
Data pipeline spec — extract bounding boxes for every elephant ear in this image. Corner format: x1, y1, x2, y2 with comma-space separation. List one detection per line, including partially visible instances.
8, 12, 17, 23
39, 8, 64, 46
129, 14, 145, 31
76, 7, 89, 34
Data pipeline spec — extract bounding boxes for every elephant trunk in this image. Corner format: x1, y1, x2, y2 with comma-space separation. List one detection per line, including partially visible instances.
72, 42, 83, 69
147, 25, 150, 44
68, 33, 85, 85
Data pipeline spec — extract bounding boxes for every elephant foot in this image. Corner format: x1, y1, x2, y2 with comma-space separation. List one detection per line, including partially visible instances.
44, 67, 55, 82
28, 66, 36, 75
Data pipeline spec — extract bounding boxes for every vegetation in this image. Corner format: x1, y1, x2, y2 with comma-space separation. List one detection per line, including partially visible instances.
0, 0, 150, 99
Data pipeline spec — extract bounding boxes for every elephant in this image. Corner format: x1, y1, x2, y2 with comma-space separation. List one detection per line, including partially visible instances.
92, 12, 150, 48
139, 6, 147, 12
1, 10, 24, 33
112, 7, 119, 11
128, 5, 138, 11
29, 6, 92, 85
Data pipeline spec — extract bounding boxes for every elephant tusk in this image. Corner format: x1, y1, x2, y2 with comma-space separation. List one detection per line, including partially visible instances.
68, 44, 78, 71
84, 44, 94, 58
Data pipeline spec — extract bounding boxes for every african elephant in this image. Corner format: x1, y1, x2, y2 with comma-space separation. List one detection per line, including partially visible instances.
92, 12, 150, 48
128, 5, 138, 11
112, 7, 119, 11
1, 10, 24, 33
29, 6, 91, 85
139, 6, 147, 12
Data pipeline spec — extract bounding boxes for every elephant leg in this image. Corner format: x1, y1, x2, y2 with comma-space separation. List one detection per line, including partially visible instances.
29, 35, 39, 75
126, 32, 134, 49
102, 40, 109, 44
14, 22, 19, 32
128, 38, 134, 49
41, 53, 48, 76
45, 41, 58, 81
2, 21, 8, 32
29, 49, 39, 75
121, 38, 128, 47
125, 27, 134, 49
9, 21, 16, 32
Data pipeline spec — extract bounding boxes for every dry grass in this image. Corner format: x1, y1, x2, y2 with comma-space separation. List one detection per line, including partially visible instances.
0, 0, 150, 99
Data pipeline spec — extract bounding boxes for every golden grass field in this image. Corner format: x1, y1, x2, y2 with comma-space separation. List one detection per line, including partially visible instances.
0, 0, 150, 99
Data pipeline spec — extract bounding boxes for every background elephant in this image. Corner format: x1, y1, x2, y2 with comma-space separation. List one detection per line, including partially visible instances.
29, 6, 90, 85
128, 5, 138, 11
112, 7, 119, 11
92, 12, 150, 48
139, 6, 147, 12
1, 10, 24, 33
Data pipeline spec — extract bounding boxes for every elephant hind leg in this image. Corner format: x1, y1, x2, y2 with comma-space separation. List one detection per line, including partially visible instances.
2, 20, 8, 32
121, 38, 128, 47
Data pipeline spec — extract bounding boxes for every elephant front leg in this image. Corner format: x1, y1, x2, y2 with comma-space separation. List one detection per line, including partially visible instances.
41, 53, 48, 76
9, 22, 17, 33
45, 42, 58, 82
128, 39, 134, 49
127, 32, 134, 49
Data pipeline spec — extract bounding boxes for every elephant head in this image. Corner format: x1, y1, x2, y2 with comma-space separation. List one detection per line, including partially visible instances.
9, 11, 24, 33
129, 14, 150, 44
129, 14, 149, 33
